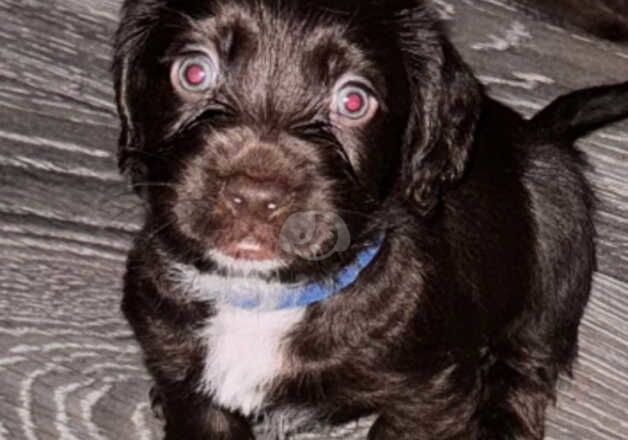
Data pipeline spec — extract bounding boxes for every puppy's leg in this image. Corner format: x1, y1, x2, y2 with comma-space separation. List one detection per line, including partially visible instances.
367, 401, 480, 440
161, 392, 254, 440
367, 365, 483, 440
368, 414, 475, 440
476, 340, 559, 440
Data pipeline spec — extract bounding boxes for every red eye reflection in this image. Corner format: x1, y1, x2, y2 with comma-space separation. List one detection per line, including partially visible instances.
172, 54, 218, 93
184, 64, 207, 86
333, 82, 376, 123
344, 92, 365, 114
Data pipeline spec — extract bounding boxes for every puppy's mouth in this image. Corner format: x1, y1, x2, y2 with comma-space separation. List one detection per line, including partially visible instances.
221, 239, 276, 261
205, 210, 353, 275
208, 230, 286, 274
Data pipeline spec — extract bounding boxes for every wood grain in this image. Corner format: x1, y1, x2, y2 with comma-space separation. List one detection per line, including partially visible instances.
0, 0, 627, 439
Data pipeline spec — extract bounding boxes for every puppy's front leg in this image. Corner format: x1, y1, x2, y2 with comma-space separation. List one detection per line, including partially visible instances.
161, 391, 254, 440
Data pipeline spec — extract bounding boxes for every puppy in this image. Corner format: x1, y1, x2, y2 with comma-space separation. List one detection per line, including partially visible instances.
112, 0, 628, 438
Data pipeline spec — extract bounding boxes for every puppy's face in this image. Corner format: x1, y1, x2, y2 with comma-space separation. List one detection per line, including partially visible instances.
114, 0, 480, 274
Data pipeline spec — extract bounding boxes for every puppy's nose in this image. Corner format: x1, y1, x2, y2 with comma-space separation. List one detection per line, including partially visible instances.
223, 175, 291, 218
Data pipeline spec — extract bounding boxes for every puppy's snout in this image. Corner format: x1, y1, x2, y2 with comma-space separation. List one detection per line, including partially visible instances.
223, 175, 292, 219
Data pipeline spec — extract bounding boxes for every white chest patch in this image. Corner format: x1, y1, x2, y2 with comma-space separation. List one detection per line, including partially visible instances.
198, 305, 304, 416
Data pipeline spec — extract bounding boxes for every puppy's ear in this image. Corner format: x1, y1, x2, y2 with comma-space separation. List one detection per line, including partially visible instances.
112, 52, 142, 182
398, 11, 482, 215
112, 1, 158, 193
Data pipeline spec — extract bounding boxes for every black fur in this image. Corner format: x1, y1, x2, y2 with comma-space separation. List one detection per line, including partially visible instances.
112, 1, 628, 439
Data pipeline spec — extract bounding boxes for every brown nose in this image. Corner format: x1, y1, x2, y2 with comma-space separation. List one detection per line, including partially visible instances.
223, 175, 291, 218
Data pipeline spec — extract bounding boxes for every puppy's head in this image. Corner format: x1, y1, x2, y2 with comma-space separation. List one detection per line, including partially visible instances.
113, 0, 481, 275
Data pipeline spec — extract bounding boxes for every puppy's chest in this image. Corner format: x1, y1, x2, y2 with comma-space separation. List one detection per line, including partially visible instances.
198, 305, 304, 415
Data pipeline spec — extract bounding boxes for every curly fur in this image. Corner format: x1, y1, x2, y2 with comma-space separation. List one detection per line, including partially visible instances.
112, 1, 628, 439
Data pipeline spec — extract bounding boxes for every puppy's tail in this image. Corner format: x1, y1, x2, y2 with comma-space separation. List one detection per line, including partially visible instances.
529, 81, 628, 143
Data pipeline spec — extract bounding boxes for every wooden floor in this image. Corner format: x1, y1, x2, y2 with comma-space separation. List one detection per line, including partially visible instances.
0, 0, 627, 439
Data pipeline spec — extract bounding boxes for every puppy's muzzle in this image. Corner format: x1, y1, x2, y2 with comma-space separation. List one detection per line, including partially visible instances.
222, 174, 293, 220
212, 146, 301, 261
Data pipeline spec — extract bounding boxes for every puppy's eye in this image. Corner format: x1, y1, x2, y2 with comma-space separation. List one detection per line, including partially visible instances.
332, 81, 378, 125
338, 86, 369, 117
172, 54, 218, 94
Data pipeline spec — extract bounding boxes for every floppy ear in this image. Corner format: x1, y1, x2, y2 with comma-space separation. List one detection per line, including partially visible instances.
112, 52, 140, 181
397, 10, 483, 215
112, 0, 161, 193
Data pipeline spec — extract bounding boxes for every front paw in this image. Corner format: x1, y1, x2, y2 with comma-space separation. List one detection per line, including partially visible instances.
162, 400, 255, 440
164, 423, 255, 440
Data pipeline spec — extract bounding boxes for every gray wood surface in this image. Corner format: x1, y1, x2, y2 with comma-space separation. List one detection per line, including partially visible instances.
0, 0, 627, 439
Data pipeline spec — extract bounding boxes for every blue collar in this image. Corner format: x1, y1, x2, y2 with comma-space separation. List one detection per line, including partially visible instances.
229, 234, 385, 311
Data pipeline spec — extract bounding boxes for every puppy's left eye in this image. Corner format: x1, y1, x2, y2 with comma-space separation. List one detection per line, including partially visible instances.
332, 81, 378, 125
171, 53, 218, 94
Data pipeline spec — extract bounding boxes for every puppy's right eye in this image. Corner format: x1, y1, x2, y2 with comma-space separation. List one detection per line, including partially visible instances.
171, 54, 218, 94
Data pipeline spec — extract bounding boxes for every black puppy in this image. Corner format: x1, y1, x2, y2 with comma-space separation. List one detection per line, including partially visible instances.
113, 0, 628, 438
